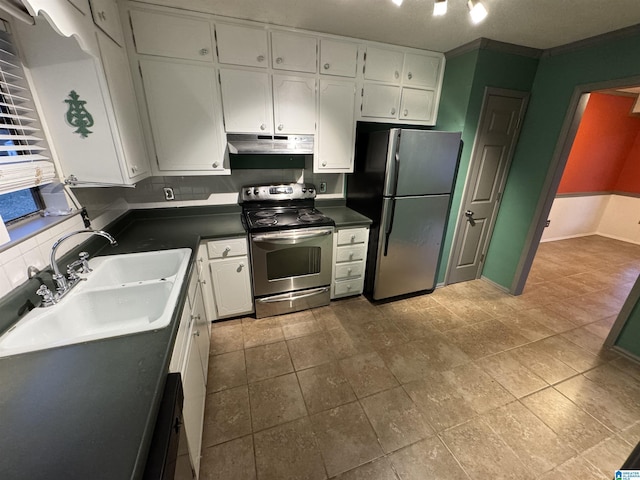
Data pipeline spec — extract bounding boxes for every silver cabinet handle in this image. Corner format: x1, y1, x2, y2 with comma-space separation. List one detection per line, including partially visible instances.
407, 72, 413, 80
350, 234, 356, 241
324, 63, 330, 70
403, 109, 408, 117
260, 123, 266, 131
257, 55, 265, 62
276, 57, 283, 64
277, 124, 283, 131
199, 48, 209, 56
349, 252, 354, 260
212, 161, 219, 168
394, 70, 399, 79
322, 161, 327, 167
390, 108, 396, 115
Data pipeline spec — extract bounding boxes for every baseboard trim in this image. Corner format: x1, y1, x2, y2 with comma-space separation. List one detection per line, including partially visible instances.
594, 232, 640, 246
611, 346, 640, 365
540, 231, 598, 243
480, 275, 511, 294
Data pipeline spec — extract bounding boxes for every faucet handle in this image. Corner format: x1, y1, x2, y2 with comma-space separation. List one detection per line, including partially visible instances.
36, 285, 56, 306
78, 251, 92, 273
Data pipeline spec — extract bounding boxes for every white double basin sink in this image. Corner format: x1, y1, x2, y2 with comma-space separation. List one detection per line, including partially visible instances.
0, 248, 192, 358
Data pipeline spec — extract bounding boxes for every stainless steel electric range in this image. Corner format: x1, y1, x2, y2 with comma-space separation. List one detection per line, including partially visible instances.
240, 183, 335, 318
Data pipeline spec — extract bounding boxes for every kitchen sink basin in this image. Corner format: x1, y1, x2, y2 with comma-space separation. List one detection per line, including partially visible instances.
0, 248, 191, 358
87, 249, 191, 288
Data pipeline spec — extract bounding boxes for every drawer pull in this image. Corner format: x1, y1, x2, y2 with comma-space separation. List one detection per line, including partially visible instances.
199, 48, 209, 56
349, 252, 354, 260
257, 55, 265, 62
347, 268, 352, 275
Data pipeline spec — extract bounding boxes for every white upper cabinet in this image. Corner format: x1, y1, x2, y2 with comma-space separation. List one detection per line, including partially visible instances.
89, 0, 123, 45
68, 0, 90, 15
219, 68, 273, 134
316, 79, 356, 172
364, 46, 404, 83
215, 22, 268, 68
320, 39, 358, 78
129, 9, 214, 61
361, 84, 400, 119
140, 58, 226, 172
272, 75, 316, 134
400, 88, 435, 122
271, 31, 317, 73
403, 52, 442, 88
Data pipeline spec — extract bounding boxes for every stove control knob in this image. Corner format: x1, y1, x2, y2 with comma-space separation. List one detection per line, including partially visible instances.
308, 188, 314, 194
302, 188, 307, 193
253, 188, 260, 195
245, 189, 252, 195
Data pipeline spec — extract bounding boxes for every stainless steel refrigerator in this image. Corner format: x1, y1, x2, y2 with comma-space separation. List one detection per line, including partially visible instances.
346, 128, 462, 300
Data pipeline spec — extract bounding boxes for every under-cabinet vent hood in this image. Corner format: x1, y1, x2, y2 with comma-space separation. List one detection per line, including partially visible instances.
227, 134, 314, 155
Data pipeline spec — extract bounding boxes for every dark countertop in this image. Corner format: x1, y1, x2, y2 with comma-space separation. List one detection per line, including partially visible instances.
0, 203, 370, 480
317, 206, 372, 228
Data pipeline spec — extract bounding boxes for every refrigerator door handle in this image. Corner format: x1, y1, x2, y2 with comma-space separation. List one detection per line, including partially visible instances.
382, 198, 396, 257
383, 129, 402, 196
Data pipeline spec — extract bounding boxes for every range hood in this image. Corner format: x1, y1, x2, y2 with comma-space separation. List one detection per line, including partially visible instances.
227, 134, 314, 155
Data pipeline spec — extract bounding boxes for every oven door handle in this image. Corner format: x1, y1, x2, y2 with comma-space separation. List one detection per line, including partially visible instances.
256, 287, 330, 303
252, 229, 333, 244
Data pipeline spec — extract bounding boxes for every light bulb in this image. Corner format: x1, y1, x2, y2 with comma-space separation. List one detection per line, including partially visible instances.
468, 0, 487, 23
433, 0, 447, 16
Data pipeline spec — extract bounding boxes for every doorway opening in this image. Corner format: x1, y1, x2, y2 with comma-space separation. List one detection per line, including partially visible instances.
518, 84, 640, 344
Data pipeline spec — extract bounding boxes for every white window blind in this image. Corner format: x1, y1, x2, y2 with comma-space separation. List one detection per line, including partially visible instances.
0, 18, 55, 195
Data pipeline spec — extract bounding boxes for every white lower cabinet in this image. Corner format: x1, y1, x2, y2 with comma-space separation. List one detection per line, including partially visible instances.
202, 237, 254, 320
331, 226, 369, 299
170, 268, 210, 478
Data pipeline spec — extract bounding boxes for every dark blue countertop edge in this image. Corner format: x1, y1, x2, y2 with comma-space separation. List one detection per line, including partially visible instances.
0, 203, 370, 480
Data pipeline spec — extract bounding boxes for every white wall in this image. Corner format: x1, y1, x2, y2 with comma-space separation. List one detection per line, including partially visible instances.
541, 193, 640, 245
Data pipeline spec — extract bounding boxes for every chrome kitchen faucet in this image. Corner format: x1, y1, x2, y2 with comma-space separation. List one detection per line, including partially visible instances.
37, 229, 117, 306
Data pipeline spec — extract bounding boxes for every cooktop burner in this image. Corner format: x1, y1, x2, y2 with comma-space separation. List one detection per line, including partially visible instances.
240, 183, 335, 232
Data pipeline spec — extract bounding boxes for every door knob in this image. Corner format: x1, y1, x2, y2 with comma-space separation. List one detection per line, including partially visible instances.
465, 210, 474, 217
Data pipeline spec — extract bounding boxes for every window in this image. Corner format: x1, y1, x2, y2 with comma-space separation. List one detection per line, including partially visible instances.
0, 187, 43, 223
0, 17, 55, 224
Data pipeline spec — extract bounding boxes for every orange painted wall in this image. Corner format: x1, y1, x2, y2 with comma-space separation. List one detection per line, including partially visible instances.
557, 93, 640, 194
615, 129, 640, 193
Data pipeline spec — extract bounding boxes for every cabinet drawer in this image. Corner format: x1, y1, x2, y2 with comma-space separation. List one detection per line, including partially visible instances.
334, 277, 364, 297
337, 227, 369, 245
335, 261, 364, 280
335, 244, 366, 263
129, 9, 213, 61
207, 237, 248, 259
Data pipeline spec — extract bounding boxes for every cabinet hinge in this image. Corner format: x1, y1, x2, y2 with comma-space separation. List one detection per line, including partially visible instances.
129, 15, 137, 50
496, 191, 502, 203
218, 72, 222, 85
480, 253, 485, 263
138, 62, 143, 79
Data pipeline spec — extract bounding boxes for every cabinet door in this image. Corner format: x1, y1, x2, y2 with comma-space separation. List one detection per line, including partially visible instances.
215, 23, 268, 68
400, 88, 435, 123
210, 256, 253, 318
219, 68, 273, 134
96, 32, 150, 179
271, 31, 317, 73
68, 0, 90, 15
364, 46, 403, 83
197, 244, 217, 325
130, 9, 213, 61
272, 75, 316, 135
140, 58, 226, 171
361, 84, 400, 119
192, 281, 210, 382
181, 328, 205, 475
320, 39, 358, 78
316, 79, 355, 172
403, 52, 441, 88
89, 0, 124, 45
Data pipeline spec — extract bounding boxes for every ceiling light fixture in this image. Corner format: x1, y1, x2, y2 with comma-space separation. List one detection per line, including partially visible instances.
392, 0, 403, 6
433, 0, 447, 16
467, 0, 488, 23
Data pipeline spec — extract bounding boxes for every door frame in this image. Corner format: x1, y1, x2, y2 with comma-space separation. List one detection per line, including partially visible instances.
509, 74, 640, 295
444, 87, 530, 286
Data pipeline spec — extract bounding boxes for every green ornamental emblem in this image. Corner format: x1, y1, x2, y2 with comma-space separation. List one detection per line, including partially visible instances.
64, 90, 94, 138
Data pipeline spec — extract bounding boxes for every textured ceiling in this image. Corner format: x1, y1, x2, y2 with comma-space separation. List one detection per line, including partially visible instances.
137, 0, 640, 52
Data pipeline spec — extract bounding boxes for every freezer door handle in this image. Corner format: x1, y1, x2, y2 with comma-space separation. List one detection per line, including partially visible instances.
382, 198, 396, 257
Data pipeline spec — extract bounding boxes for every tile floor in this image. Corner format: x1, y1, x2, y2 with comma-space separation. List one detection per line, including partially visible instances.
200, 235, 640, 479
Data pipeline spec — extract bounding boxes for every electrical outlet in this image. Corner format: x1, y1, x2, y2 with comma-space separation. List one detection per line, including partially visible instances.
545, 219, 551, 227
163, 187, 175, 201
319, 182, 327, 193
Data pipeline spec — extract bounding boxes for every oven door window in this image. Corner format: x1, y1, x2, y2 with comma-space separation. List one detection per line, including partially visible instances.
266, 246, 321, 280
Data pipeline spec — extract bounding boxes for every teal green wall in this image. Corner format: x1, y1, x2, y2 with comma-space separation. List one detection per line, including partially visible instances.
483, 32, 640, 288
616, 298, 640, 357
435, 47, 539, 283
